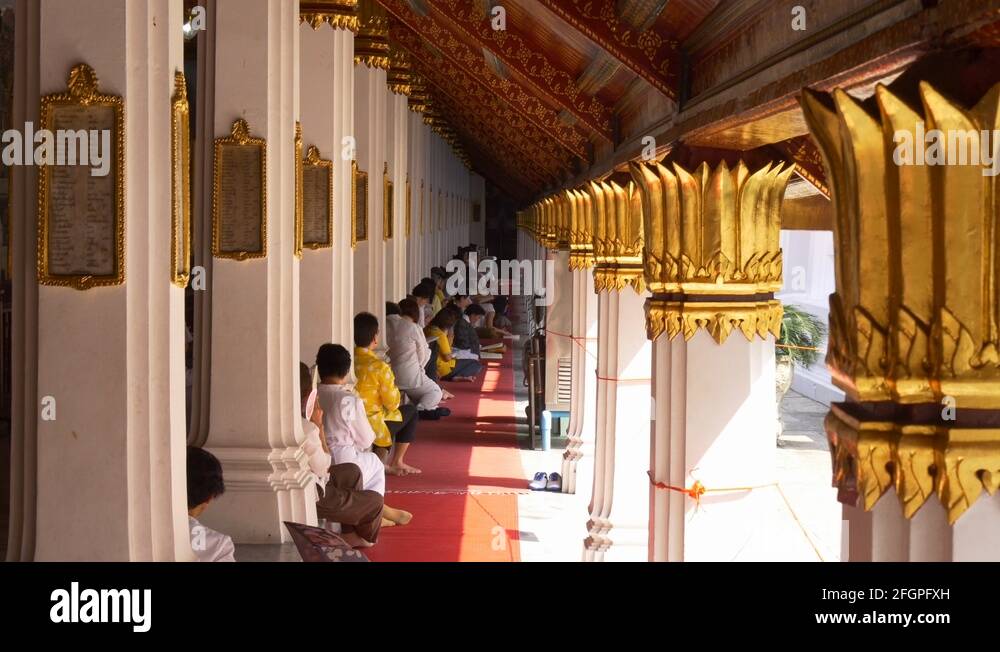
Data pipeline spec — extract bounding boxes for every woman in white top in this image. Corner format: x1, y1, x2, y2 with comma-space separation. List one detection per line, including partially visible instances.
386, 299, 443, 412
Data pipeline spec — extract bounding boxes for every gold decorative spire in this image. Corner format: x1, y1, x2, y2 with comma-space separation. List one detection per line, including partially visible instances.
630, 159, 792, 343
802, 80, 1000, 523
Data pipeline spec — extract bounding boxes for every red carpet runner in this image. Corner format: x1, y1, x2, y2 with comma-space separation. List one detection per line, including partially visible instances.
365, 347, 526, 562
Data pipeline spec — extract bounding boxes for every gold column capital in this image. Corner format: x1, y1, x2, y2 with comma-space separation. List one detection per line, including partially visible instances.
826, 405, 1000, 524
801, 80, 1000, 409
568, 187, 594, 271
587, 177, 644, 294
803, 79, 1000, 523
631, 158, 792, 343
300, 0, 359, 32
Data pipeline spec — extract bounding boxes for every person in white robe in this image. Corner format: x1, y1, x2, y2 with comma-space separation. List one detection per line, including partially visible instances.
387, 299, 444, 412
300, 363, 332, 489
187, 446, 236, 562
314, 346, 387, 497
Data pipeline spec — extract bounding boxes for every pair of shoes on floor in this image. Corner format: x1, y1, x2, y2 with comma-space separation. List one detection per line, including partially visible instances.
418, 406, 452, 420
528, 471, 561, 492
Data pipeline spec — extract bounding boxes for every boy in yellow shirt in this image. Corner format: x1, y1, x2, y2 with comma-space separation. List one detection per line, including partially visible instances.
354, 312, 421, 475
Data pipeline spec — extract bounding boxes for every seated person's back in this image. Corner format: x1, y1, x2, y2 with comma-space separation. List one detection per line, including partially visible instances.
187, 446, 236, 562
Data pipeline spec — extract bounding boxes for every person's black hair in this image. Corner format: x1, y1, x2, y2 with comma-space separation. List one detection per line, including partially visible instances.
399, 298, 421, 322
300, 362, 313, 404
430, 308, 458, 330
411, 283, 434, 300
443, 303, 463, 319
465, 303, 486, 317
386, 301, 401, 316
420, 276, 434, 287
316, 342, 352, 379
354, 312, 380, 348
187, 446, 225, 510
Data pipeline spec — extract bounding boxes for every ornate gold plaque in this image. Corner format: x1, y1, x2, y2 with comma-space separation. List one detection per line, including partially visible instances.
302, 145, 333, 249
352, 160, 368, 247
212, 118, 267, 260
38, 63, 125, 290
171, 71, 191, 288
383, 162, 393, 240
294, 122, 304, 259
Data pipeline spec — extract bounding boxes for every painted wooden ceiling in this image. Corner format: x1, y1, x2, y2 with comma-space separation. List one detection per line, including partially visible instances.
379, 0, 721, 202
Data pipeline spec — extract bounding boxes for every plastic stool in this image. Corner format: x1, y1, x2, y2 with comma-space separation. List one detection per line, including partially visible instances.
540, 409, 570, 451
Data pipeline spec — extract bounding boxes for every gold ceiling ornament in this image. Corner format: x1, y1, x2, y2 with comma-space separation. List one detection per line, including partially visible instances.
630, 159, 792, 343
300, 0, 359, 33
826, 405, 1000, 524
802, 79, 1000, 524
387, 45, 413, 96
407, 72, 429, 113
567, 187, 594, 271
354, 0, 389, 69
588, 178, 645, 295
801, 81, 1000, 409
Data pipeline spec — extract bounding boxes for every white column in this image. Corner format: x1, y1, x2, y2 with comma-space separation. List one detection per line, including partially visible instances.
202, 0, 313, 544
352, 63, 386, 323
583, 285, 651, 562
386, 92, 408, 302
544, 249, 572, 412
561, 266, 598, 494
299, 18, 355, 357
650, 330, 778, 561
8, 0, 191, 560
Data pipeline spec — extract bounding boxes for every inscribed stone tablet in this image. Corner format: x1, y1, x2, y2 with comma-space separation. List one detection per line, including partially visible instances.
46, 104, 117, 277
303, 164, 331, 246
217, 143, 264, 254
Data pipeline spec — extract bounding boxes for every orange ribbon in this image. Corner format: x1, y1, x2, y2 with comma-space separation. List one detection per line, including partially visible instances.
647, 471, 775, 507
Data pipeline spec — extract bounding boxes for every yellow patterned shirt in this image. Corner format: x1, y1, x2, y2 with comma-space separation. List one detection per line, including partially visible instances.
425, 325, 456, 378
354, 347, 402, 448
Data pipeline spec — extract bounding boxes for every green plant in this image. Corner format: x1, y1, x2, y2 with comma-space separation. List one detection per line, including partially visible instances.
777, 305, 828, 368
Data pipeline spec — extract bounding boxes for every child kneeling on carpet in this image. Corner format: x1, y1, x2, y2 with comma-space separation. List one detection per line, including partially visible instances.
316, 343, 412, 527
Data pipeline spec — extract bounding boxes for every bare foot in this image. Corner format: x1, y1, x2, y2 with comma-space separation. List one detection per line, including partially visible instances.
383, 505, 413, 525
451, 376, 476, 382
441, 390, 455, 400
399, 462, 422, 475
341, 531, 375, 548
381, 517, 397, 528
384, 465, 408, 476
